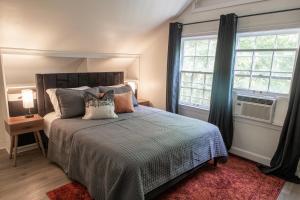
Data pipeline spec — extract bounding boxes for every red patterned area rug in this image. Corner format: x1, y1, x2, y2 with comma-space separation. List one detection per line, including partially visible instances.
47, 156, 285, 200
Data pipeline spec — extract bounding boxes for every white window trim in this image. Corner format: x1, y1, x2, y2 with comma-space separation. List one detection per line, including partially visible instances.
179, 29, 300, 111
234, 28, 300, 97
179, 35, 217, 110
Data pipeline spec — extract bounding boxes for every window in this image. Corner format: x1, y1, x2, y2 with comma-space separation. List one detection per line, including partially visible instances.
179, 36, 217, 108
234, 30, 300, 95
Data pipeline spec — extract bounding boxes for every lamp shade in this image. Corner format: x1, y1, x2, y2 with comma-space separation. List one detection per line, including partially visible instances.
21, 89, 34, 109
125, 81, 138, 95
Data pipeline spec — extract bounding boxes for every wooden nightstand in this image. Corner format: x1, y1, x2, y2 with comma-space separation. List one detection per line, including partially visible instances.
4, 114, 46, 166
138, 99, 151, 107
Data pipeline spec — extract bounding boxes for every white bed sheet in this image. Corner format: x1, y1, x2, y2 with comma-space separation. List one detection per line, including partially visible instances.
44, 112, 59, 137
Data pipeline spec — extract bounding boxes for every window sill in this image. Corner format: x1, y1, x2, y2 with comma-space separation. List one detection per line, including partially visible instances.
179, 104, 209, 112
179, 104, 283, 131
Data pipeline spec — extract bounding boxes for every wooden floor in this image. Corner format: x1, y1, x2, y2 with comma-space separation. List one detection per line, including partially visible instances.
0, 149, 299, 200
0, 149, 70, 200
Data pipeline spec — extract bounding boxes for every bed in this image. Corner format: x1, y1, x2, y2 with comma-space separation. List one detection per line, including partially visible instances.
36, 72, 228, 200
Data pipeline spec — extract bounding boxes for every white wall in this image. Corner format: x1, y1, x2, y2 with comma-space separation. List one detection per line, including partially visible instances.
175, 0, 300, 165
0, 0, 190, 54
139, 23, 170, 109
86, 57, 138, 80
0, 55, 9, 151
3, 55, 85, 86
2, 54, 139, 86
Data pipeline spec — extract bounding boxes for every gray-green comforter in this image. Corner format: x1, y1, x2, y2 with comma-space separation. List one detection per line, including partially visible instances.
47, 106, 227, 200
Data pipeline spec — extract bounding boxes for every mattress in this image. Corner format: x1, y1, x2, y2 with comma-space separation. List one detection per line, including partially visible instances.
47, 106, 227, 200
43, 112, 59, 137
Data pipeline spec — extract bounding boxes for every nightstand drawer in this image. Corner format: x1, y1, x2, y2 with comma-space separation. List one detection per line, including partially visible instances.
4, 115, 44, 136
8, 121, 43, 135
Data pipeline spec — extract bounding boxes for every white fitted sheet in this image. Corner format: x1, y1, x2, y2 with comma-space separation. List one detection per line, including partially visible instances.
44, 112, 59, 137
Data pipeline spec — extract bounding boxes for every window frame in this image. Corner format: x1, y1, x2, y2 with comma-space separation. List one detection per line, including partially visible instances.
234, 29, 300, 97
179, 35, 217, 110
179, 29, 300, 111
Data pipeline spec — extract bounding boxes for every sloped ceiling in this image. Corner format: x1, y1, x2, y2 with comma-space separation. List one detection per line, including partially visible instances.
0, 0, 192, 54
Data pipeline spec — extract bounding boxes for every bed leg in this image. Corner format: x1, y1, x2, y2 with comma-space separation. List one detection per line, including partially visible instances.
213, 158, 218, 167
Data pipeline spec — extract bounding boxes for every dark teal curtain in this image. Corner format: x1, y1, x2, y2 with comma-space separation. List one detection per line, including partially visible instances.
208, 14, 238, 150
166, 22, 183, 113
260, 45, 300, 183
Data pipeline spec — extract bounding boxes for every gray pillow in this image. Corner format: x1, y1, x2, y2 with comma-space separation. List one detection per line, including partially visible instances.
98, 85, 138, 106
56, 87, 99, 119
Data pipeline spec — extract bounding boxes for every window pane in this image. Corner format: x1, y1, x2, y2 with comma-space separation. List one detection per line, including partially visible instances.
238, 36, 255, 49
204, 90, 211, 100
205, 74, 213, 90
180, 88, 192, 96
208, 40, 217, 56
191, 98, 202, 105
269, 78, 291, 94
181, 72, 192, 87
195, 40, 209, 56
253, 52, 273, 71
234, 31, 299, 95
255, 35, 276, 49
180, 95, 191, 104
182, 57, 194, 71
184, 41, 196, 56
192, 89, 203, 98
180, 37, 216, 107
273, 51, 296, 72
276, 34, 299, 49
202, 99, 210, 107
250, 77, 269, 91
192, 73, 205, 89
194, 57, 208, 71
234, 76, 250, 89
207, 57, 215, 72
235, 52, 253, 70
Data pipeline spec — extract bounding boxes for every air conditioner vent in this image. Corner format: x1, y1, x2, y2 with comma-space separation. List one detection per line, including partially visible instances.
241, 103, 271, 120
234, 94, 276, 123
237, 96, 274, 105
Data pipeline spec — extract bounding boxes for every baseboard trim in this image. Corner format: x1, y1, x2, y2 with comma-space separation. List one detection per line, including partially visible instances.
230, 146, 271, 166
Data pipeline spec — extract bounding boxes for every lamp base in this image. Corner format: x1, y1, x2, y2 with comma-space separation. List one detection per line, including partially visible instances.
25, 114, 34, 118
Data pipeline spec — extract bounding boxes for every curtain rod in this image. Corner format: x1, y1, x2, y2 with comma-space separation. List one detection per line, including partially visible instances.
183, 7, 300, 26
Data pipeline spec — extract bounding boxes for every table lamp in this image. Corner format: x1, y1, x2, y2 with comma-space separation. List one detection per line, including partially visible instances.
21, 89, 34, 118
126, 80, 138, 98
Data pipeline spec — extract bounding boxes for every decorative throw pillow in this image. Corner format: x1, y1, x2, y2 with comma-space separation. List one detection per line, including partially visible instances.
98, 85, 138, 106
114, 91, 135, 113
47, 86, 98, 118
56, 89, 86, 119
82, 90, 118, 120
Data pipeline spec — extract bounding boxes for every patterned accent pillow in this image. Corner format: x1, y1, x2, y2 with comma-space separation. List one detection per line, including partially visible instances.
82, 90, 118, 120
98, 85, 138, 106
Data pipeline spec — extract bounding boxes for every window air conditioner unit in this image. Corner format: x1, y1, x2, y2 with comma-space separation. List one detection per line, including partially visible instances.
234, 94, 276, 123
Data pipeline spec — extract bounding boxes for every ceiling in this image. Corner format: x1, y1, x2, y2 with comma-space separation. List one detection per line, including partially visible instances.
0, 0, 192, 54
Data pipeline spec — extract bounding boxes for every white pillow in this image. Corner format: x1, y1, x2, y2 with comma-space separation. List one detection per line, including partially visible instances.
46, 86, 90, 118
46, 89, 61, 117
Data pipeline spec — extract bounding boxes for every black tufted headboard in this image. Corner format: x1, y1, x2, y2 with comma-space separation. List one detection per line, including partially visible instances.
35, 72, 124, 116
